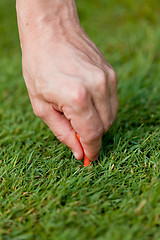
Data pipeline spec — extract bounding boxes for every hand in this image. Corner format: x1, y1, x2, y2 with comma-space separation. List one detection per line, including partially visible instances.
16, 0, 118, 161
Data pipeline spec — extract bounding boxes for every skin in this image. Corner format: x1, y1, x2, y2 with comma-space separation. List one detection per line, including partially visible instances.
16, 0, 118, 161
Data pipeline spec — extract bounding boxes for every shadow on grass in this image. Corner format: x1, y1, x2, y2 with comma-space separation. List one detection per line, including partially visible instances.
102, 88, 160, 155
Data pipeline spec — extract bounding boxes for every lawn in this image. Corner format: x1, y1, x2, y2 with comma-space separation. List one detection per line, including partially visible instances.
0, 0, 160, 239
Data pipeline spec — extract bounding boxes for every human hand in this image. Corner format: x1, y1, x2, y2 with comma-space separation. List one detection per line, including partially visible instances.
16, 0, 118, 161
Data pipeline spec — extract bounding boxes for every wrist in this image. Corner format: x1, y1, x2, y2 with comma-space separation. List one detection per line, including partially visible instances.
16, 0, 80, 36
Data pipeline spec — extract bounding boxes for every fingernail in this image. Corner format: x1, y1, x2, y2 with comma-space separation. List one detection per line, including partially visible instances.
73, 152, 79, 159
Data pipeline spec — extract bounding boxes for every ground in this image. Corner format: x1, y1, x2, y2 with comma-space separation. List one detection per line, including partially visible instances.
0, 0, 160, 239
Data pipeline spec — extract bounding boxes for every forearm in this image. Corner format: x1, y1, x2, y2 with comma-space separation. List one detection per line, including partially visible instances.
16, 0, 80, 40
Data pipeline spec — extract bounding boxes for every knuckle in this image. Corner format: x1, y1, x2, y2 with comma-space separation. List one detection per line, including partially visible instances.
36, 85, 46, 99
33, 107, 43, 118
71, 85, 88, 109
108, 69, 118, 85
56, 134, 66, 143
32, 103, 45, 119
35, 78, 50, 101
104, 119, 114, 132
56, 132, 70, 144
94, 69, 107, 93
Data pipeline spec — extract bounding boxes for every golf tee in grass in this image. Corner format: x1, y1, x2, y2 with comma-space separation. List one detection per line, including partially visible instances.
76, 133, 91, 167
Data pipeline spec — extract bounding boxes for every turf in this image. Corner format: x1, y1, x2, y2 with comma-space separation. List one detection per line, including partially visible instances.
0, 0, 160, 239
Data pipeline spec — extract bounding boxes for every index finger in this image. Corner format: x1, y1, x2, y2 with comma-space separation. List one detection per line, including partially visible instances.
68, 93, 103, 161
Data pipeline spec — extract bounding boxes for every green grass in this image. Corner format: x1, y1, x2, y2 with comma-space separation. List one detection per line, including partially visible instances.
0, 0, 160, 239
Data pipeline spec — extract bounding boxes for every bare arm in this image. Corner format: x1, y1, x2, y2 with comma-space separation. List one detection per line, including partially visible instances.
16, 0, 118, 161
